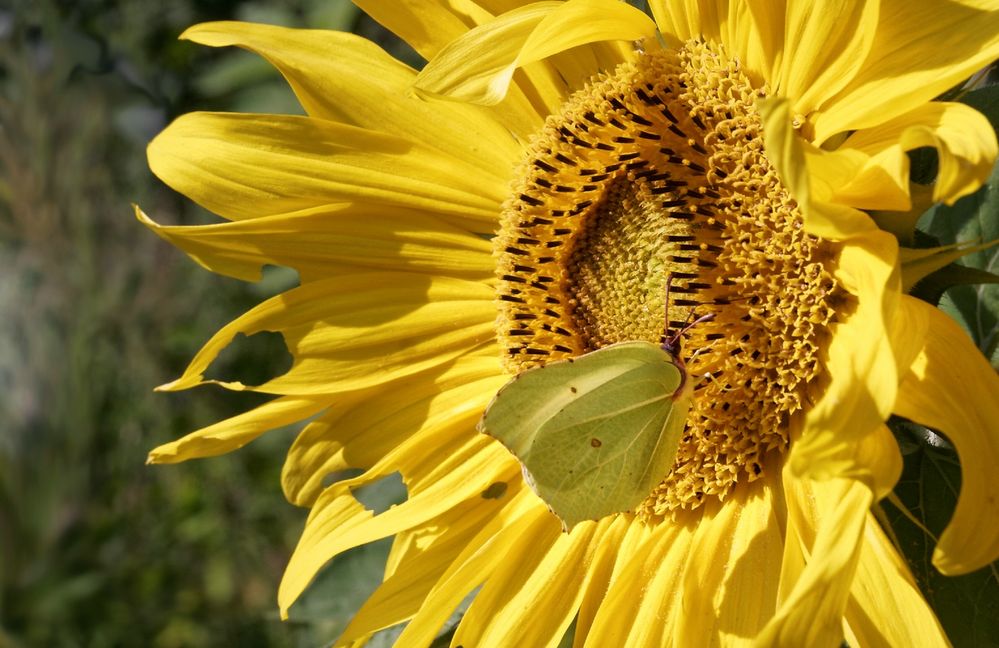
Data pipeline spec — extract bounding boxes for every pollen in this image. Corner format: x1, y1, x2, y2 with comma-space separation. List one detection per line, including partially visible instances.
493, 41, 842, 517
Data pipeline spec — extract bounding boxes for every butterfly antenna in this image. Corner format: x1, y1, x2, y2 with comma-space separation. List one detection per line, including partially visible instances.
680, 312, 715, 337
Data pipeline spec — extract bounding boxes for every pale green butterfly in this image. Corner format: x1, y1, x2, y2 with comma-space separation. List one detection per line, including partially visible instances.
478, 280, 711, 531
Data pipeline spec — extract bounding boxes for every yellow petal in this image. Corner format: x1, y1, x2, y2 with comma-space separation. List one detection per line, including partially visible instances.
844, 515, 950, 647
136, 204, 493, 283
760, 475, 872, 646
281, 405, 361, 506
353, 0, 493, 61
727, 1, 785, 86
805, 139, 911, 213
338, 482, 520, 643
384, 472, 524, 581
775, 0, 878, 119
648, 0, 724, 45
180, 21, 521, 178
392, 0, 636, 120
480, 0, 640, 82
831, 101, 998, 211
860, 425, 904, 501
791, 231, 900, 483
675, 476, 783, 643
414, 0, 656, 105
394, 491, 548, 646
147, 112, 505, 224
649, 1, 784, 85
279, 436, 515, 617
585, 521, 693, 646
758, 96, 878, 240
146, 395, 330, 464
479, 0, 545, 12
157, 273, 496, 395
812, 0, 999, 143
573, 516, 652, 646
454, 519, 605, 647
893, 296, 999, 574
898, 102, 997, 205
282, 354, 505, 506
353, 0, 578, 135
888, 295, 931, 376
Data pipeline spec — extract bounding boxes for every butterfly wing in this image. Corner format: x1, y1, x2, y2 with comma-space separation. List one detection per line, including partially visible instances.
479, 341, 691, 530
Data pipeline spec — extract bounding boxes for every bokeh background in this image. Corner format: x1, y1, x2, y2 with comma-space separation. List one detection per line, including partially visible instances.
0, 1, 418, 646
1, 0, 997, 646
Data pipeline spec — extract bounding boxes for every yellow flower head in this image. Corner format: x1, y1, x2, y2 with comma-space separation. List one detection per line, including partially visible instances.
143, 1, 999, 645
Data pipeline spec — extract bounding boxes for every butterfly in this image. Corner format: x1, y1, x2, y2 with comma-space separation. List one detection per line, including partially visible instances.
478, 276, 712, 530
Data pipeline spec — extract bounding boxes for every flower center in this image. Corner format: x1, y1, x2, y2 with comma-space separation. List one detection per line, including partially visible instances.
492, 42, 841, 519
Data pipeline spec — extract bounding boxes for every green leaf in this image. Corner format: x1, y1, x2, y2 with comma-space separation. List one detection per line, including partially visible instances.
917, 86, 999, 367
884, 418, 999, 648
910, 263, 999, 307
958, 84, 999, 132
900, 241, 999, 293
290, 538, 395, 641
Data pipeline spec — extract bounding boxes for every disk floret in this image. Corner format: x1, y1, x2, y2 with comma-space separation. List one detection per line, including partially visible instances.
493, 41, 841, 517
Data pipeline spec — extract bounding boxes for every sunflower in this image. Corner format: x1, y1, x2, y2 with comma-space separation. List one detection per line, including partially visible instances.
142, 1, 999, 645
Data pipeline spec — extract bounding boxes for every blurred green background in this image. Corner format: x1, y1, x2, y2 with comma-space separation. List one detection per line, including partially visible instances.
0, 1, 415, 646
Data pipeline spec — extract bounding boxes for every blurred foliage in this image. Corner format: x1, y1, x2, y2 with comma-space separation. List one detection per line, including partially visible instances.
0, 0, 407, 646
